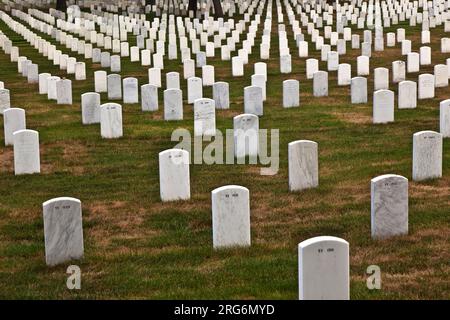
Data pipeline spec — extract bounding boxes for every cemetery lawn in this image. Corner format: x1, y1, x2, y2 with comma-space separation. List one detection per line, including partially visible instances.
0, 13, 449, 299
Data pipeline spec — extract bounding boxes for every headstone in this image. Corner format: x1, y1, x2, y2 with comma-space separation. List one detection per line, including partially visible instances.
420, 46, 431, 65
402, 39, 411, 55
306, 59, 319, 79
148, 68, 161, 87
351, 77, 368, 104
374, 67, 389, 90
27, 63, 39, 83
298, 236, 349, 300
43, 197, 84, 266
194, 98, 216, 136
234, 113, 259, 159
81, 92, 101, 125
211, 185, 251, 249
0, 88, 11, 114
13, 129, 40, 175
412, 131, 443, 181
111, 55, 121, 72
166, 72, 180, 89
94, 70, 107, 93
123, 77, 139, 104
183, 59, 195, 79
164, 88, 183, 120
3, 108, 26, 146
39, 73, 51, 94
373, 89, 394, 123
338, 64, 351, 86
371, 174, 408, 239
213, 82, 230, 109
327, 51, 339, 71
232, 56, 244, 76
398, 81, 417, 109
418, 74, 435, 99
357, 55, 369, 76
75, 62, 86, 80
280, 54, 292, 73
187, 77, 203, 104
288, 140, 319, 191
283, 79, 300, 108
407, 52, 420, 73
141, 84, 158, 111
392, 61, 406, 83
202, 65, 215, 86
434, 64, 448, 87
56, 79, 73, 104
440, 99, 450, 137
159, 149, 190, 201
100, 51, 111, 67
100, 103, 123, 139
107, 74, 122, 100
47, 76, 60, 100
244, 86, 263, 116
313, 71, 328, 97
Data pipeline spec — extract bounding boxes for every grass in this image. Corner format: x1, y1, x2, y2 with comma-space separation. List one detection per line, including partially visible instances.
0, 5, 449, 299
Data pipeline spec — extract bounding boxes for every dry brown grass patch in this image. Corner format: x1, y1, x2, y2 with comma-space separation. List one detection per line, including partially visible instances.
84, 200, 157, 251
196, 258, 225, 274
410, 178, 450, 200
0, 148, 13, 173
331, 110, 372, 124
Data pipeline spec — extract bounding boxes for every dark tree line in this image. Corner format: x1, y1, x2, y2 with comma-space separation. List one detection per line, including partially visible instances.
56, 0, 67, 12
189, 0, 223, 17
57, 0, 223, 18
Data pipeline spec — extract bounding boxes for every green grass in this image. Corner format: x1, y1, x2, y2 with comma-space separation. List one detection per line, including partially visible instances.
0, 5, 449, 299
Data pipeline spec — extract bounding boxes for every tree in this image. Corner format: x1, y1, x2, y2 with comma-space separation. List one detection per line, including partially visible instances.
212, 0, 223, 18
188, 0, 197, 12
145, 0, 155, 5
188, 0, 223, 18
56, 0, 67, 12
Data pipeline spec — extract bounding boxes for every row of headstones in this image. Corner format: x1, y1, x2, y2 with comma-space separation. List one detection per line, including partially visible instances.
284, 0, 449, 31
42, 0, 450, 64
40, 194, 349, 299
15, 4, 448, 110
271, 29, 450, 76
3, 10, 87, 80
46, 2, 450, 72
11, 4, 268, 97
158, 127, 443, 222
29, 5, 262, 67
282, 2, 446, 50
4, 53, 448, 132
293, 56, 450, 103
3, 6, 449, 109
11, 8, 127, 73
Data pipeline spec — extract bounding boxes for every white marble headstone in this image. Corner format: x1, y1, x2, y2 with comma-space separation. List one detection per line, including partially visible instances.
288, 140, 319, 191
234, 113, 259, 159
164, 88, 183, 120
43, 197, 84, 266
212, 185, 251, 249
81, 92, 101, 125
373, 89, 394, 123
3, 108, 26, 146
100, 103, 123, 138
371, 174, 408, 239
412, 131, 443, 181
159, 149, 190, 202
13, 129, 40, 175
298, 236, 349, 300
